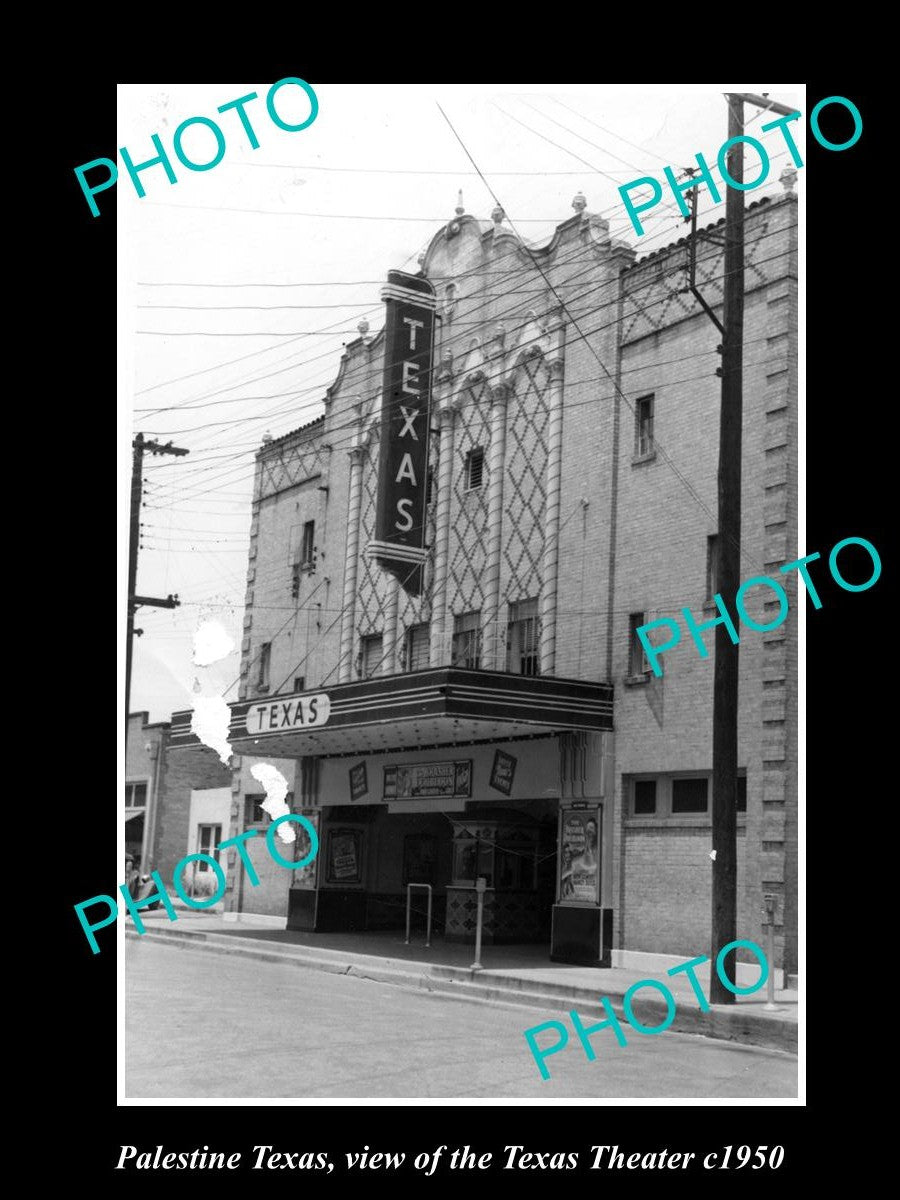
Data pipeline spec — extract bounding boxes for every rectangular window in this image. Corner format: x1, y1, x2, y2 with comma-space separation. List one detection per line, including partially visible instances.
452, 611, 482, 669
197, 823, 222, 869
506, 598, 540, 676
245, 795, 267, 826
635, 394, 655, 457
125, 782, 147, 808
736, 774, 747, 813
672, 777, 709, 814
257, 641, 271, 691
706, 533, 719, 600
405, 622, 430, 672
293, 675, 306, 693
626, 774, 746, 819
301, 520, 315, 567
628, 612, 650, 677
360, 633, 383, 679
633, 779, 657, 815
464, 447, 484, 490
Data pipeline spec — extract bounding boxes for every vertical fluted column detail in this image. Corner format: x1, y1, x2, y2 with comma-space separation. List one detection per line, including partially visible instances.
540, 357, 565, 675
483, 383, 510, 670
338, 444, 365, 683
383, 577, 399, 675
430, 404, 457, 665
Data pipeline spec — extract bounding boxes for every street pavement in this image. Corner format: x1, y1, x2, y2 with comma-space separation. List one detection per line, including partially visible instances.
125, 939, 798, 1099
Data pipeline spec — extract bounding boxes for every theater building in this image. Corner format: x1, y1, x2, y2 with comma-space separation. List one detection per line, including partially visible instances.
171, 181, 798, 976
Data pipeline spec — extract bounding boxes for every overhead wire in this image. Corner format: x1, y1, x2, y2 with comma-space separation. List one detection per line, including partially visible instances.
435, 101, 786, 569
139, 216, 793, 453
142, 232, 795, 503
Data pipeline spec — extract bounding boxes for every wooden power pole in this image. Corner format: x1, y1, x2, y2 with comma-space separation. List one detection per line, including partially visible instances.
125, 433, 189, 737
705, 92, 799, 1002
709, 95, 745, 1003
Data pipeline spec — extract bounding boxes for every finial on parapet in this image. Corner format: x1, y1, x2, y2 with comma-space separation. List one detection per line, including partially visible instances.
780, 167, 798, 194
572, 192, 587, 215
455, 189, 465, 216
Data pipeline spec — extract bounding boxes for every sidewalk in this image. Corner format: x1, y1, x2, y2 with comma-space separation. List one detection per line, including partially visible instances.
129, 911, 798, 1054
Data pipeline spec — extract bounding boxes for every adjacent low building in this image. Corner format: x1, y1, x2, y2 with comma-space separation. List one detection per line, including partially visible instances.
126, 711, 233, 897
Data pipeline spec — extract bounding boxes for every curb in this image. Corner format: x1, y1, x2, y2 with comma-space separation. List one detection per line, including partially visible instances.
127, 927, 797, 1055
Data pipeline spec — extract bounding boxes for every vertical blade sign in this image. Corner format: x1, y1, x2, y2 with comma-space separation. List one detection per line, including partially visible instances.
369, 270, 437, 596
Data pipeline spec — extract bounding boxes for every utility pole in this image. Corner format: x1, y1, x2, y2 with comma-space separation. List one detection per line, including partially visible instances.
126, 433, 189, 736
709, 94, 744, 1003
686, 93, 799, 1003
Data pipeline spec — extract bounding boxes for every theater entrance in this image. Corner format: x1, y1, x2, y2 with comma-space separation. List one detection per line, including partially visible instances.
287, 798, 557, 947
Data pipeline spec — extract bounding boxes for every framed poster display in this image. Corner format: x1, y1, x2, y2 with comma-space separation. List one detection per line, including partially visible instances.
557, 805, 601, 906
326, 827, 364, 886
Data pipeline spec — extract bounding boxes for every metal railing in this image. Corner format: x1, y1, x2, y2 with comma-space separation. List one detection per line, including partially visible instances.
404, 883, 433, 947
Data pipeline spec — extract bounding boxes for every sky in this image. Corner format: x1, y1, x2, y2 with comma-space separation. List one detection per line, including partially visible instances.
117, 82, 803, 723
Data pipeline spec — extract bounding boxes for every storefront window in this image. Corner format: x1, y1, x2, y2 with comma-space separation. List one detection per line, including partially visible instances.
452, 834, 494, 887
451, 823, 538, 889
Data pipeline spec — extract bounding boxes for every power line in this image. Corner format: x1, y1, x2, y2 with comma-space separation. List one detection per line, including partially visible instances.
136, 328, 362, 338
519, 97, 650, 174
143, 235, 794, 488
223, 162, 620, 177
137, 216, 795, 510
435, 101, 754, 562
549, 97, 678, 167
145, 200, 636, 223
137, 228, 716, 435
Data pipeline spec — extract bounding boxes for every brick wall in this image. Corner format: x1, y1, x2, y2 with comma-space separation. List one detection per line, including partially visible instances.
610, 194, 798, 965
623, 826, 749, 956
230, 194, 797, 965
153, 746, 233, 883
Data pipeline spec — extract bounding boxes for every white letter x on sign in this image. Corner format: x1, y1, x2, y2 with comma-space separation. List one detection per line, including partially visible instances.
399, 406, 419, 439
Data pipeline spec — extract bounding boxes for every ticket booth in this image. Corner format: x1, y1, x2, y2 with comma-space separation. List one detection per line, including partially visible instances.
445, 816, 555, 944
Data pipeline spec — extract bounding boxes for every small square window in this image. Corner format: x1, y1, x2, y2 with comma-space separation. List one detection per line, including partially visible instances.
245, 795, 267, 826
635, 395, 655, 457
452, 611, 481, 668
257, 642, 271, 691
359, 634, 383, 679
197, 824, 222, 868
464, 447, 484, 490
628, 612, 650, 677
405, 623, 430, 672
125, 782, 147, 808
301, 520, 315, 567
634, 779, 657, 815
672, 777, 709, 814
506, 598, 540, 676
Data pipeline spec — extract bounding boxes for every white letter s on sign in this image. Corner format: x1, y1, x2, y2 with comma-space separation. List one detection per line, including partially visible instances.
395, 498, 414, 532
